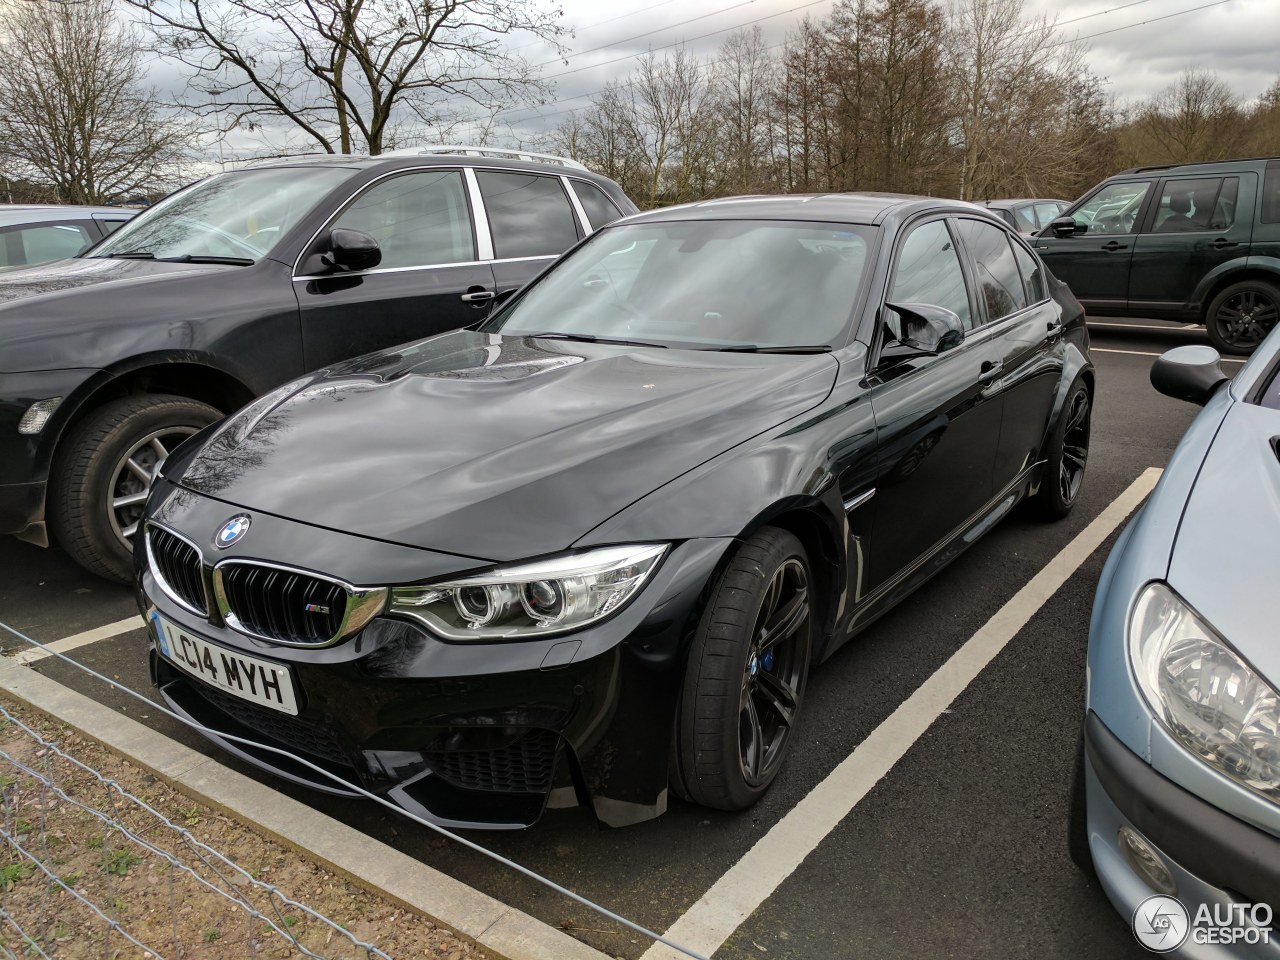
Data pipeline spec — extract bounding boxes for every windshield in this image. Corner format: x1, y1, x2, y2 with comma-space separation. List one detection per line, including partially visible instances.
488, 219, 874, 349
89, 167, 352, 264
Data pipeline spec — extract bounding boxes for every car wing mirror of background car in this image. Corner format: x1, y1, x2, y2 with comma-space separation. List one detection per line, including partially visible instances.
1048, 216, 1086, 238
879, 302, 966, 364
321, 227, 382, 272
1150, 344, 1230, 406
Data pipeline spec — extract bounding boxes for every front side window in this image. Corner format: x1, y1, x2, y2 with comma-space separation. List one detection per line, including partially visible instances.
956, 219, 1027, 321
476, 171, 580, 259
0, 222, 94, 266
92, 167, 351, 263
888, 219, 972, 330
331, 170, 474, 270
1151, 177, 1238, 233
490, 219, 873, 349
1069, 180, 1153, 235
1010, 238, 1047, 304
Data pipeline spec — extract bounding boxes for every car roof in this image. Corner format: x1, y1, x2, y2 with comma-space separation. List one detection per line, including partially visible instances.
618, 193, 998, 227
243, 148, 609, 181
983, 198, 1065, 208
0, 204, 136, 227
1115, 156, 1280, 177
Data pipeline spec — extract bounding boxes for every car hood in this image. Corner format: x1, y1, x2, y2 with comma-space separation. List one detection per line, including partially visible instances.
173, 330, 839, 561
1168, 400, 1280, 680
0, 256, 228, 308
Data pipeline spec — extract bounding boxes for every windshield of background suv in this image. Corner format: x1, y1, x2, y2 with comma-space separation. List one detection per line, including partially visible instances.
488, 219, 873, 349
89, 167, 351, 264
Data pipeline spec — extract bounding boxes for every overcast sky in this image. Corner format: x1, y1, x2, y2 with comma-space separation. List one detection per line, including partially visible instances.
156, 0, 1276, 161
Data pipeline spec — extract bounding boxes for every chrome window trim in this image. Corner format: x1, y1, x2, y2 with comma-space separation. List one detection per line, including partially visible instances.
290, 164, 478, 279
144, 521, 210, 619
289, 253, 558, 281
463, 166, 496, 260
561, 176, 593, 234
211, 557, 387, 648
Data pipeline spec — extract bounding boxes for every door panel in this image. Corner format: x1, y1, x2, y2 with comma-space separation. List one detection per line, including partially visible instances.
491, 256, 559, 300
1129, 174, 1256, 310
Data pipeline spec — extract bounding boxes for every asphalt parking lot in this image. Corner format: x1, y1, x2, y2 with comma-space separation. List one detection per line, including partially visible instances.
0, 317, 1232, 959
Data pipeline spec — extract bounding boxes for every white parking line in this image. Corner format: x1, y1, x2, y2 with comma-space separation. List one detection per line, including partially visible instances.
11, 616, 143, 666
1093, 347, 1245, 363
640, 468, 1163, 960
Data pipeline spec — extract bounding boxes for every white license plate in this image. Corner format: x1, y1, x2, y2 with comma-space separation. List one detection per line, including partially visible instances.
151, 612, 299, 716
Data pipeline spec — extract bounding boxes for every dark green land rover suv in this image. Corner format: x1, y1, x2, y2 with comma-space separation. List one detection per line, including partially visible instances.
1035, 157, 1280, 354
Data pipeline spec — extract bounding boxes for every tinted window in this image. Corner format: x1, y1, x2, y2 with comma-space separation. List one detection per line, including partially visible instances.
1264, 161, 1280, 224
1033, 202, 1064, 228
333, 170, 474, 270
572, 180, 624, 230
1012, 205, 1038, 232
1070, 180, 1152, 235
956, 219, 1027, 320
1010, 238, 1047, 303
492, 220, 871, 349
99, 218, 130, 235
477, 171, 579, 259
1151, 177, 1238, 232
888, 220, 971, 330
0, 222, 94, 267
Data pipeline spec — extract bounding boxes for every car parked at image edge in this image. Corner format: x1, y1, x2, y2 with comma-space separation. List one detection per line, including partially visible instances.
0, 148, 636, 582
136, 193, 1095, 830
0, 203, 135, 267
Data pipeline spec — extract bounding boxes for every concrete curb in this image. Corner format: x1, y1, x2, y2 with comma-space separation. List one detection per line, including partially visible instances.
0, 659, 612, 960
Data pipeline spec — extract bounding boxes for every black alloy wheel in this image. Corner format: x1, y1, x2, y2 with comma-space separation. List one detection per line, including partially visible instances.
1035, 379, 1091, 520
673, 527, 813, 811
1206, 281, 1280, 356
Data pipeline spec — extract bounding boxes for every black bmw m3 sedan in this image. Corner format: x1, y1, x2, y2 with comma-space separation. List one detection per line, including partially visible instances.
136, 194, 1093, 829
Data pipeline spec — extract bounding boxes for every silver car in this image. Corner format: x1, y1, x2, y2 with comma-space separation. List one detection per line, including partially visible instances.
1074, 335, 1280, 954
0, 204, 135, 268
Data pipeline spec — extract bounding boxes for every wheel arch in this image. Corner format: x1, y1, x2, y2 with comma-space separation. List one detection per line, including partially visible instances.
1194, 261, 1280, 319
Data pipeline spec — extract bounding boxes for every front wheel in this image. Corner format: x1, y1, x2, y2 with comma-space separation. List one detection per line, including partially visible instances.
1034, 378, 1091, 521
673, 527, 813, 811
50, 395, 221, 583
1205, 280, 1280, 356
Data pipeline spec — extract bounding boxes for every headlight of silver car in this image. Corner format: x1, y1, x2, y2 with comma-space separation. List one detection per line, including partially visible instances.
1129, 581, 1280, 802
389, 543, 667, 640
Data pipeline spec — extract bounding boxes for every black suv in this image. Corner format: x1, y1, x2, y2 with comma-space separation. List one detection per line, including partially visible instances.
1035, 156, 1280, 354
0, 148, 636, 581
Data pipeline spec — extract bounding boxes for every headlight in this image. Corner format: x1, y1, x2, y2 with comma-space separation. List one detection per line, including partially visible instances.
389, 543, 667, 640
1129, 581, 1280, 802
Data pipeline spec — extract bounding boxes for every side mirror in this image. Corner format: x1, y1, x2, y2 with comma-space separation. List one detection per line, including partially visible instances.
1049, 216, 1085, 238
324, 228, 381, 272
881, 302, 965, 361
1150, 345, 1229, 405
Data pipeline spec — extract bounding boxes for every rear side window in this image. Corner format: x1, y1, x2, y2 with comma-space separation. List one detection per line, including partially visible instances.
0, 222, 94, 266
888, 219, 972, 331
476, 171, 580, 259
572, 180, 624, 230
955, 219, 1027, 321
1263, 160, 1280, 224
1151, 177, 1238, 232
1033, 202, 1064, 229
1010, 239, 1047, 303
334, 170, 474, 269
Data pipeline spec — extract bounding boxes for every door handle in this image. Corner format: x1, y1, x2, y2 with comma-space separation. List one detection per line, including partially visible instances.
978, 359, 1003, 383
1100, 241, 1128, 252
1047, 321, 1063, 340
460, 289, 496, 304
1210, 237, 1240, 249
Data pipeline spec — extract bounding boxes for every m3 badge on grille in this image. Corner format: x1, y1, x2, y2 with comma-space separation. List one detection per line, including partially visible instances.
303, 603, 330, 614
214, 514, 251, 549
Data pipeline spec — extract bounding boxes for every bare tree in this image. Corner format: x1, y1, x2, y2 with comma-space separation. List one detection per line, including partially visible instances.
0, 0, 192, 203
125, 0, 565, 155
1123, 69, 1246, 165
712, 27, 780, 194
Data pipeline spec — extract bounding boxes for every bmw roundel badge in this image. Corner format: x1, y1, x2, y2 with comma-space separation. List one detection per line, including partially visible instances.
214, 515, 251, 549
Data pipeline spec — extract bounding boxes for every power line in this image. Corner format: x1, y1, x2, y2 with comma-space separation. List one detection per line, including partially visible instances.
509, 0, 683, 54
1050, 0, 1234, 47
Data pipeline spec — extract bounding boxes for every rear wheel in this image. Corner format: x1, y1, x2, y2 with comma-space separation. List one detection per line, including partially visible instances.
1034, 378, 1091, 520
51, 395, 221, 583
673, 527, 813, 811
1206, 280, 1280, 356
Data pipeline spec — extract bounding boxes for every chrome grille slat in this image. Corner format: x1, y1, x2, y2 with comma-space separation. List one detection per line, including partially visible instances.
146, 525, 207, 616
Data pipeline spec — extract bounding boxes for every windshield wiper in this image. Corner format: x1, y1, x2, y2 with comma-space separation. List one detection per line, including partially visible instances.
525, 331, 669, 349
157, 254, 254, 266
99, 251, 155, 259
710, 344, 834, 354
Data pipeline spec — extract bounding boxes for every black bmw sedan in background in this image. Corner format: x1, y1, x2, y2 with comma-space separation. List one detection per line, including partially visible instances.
137, 194, 1093, 829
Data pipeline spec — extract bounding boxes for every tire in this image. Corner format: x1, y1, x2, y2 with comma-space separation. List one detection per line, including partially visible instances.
673, 527, 813, 811
1205, 280, 1280, 356
50, 395, 221, 583
1068, 727, 1095, 876
1034, 378, 1091, 520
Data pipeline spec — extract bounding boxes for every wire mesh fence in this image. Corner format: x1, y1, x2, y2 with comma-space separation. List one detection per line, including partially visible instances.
0, 700, 395, 960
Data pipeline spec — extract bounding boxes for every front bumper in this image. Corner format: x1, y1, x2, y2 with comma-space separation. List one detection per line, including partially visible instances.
1085, 712, 1280, 957
137, 486, 732, 829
